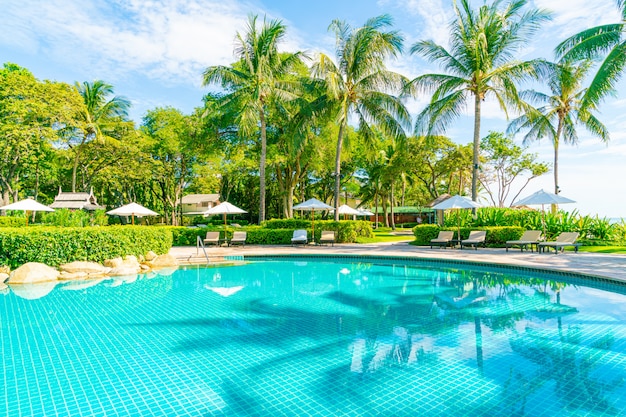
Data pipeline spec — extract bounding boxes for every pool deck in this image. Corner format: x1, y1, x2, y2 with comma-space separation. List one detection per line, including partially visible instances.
169, 240, 626, 283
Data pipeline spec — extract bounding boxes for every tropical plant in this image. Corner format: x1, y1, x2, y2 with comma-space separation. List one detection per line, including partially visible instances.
203, 15, 304, 223
407, 0, 551, 202
507, 60, 609, 199
311, 14, 410, 220
556, 0, 626, 109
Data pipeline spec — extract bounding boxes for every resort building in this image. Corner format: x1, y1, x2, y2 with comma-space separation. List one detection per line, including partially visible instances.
49, 187, 104, 211
180, 194, 220, 216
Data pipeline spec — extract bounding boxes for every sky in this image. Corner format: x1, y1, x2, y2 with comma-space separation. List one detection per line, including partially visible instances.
1, 0, 625, 218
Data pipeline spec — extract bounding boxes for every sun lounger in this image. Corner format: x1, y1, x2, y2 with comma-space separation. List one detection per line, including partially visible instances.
460, 230, 486, 250
318, 230, 336, 246
430, 231, 455, 249
506, 230, 542, 252
538, 232, 580, 254
291, 229, 309, 245
203, 231, 221, 246
228, 231, 247, 247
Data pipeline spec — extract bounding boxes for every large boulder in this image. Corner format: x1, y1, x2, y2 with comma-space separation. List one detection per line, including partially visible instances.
59, 261, 109, 276
104, 257, 124, 268
0, 272, 9, 283
145, 251, 158, 261
108, 266, 141, 277
8, 262, 59, 284
146, 254, 179, 269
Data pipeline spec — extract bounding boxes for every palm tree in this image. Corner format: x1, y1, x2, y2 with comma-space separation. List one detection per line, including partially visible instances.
73, 80, 130, 192
203, 15, 303, 223
407, 0, 550, 202
311, 15, 410, 221
507, 60, 609, 200
556, 0, 626, 109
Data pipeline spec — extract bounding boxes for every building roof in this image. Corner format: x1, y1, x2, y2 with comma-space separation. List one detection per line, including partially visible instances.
181, 194, 220, 204
50, 188, 103, 210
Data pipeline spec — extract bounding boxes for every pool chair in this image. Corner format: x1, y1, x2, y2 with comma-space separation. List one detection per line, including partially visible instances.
318, 230, 336, 246
538, 232, 580, 254
460, 230, 486, 250
291, 229, 309, 245
430, 231, 455, 249
505, 230, 543, 252
203, 231, 221, 246
228, 231, 247, 247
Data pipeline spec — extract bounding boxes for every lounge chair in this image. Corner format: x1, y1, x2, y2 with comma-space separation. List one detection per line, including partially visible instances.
460, 230, 486, 250
291, 229, 309, 245
203, 231, 221, 246
506, 230, 542, 252
318, 230, 336, 246
538, 232, 580, 254
430, 231, 455, 249
228, 231, 247, 247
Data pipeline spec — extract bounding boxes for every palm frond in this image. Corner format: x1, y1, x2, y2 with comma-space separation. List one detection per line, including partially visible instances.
414, 90, 467, 136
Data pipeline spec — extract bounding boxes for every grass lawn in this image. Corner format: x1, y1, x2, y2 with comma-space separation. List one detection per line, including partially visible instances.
577, 246, 626, 254
356, 228, 415, 244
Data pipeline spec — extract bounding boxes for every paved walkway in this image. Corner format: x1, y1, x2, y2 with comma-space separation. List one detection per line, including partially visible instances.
169, 240, 626, 282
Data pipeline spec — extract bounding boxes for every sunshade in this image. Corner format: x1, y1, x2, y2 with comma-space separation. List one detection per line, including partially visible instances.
106, 202, 159, 225
512, 190, 575, 236
293, 198, 333, 240
357, 209, 375, 216
334, 204, 362, 215
0, 198, 54, 225
203, 201, 247, 226
431, 195, 482, 241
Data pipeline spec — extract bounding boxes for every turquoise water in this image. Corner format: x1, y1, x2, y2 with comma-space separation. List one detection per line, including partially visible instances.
2, 258, 626, 416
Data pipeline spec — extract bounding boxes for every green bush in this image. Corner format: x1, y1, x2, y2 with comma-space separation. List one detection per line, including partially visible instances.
0, 226, 172, 268
412, 224, 524, 246
41, 208, 109, 227
262, 218, 312, 229
0, 216, 27, 227
412, 224, 443, 245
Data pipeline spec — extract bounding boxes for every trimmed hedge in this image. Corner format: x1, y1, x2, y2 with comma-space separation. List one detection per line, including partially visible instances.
0, 226, 172, 268
262, 219, 312, 229
0, 216, 27, 227
412, 224, 524, 247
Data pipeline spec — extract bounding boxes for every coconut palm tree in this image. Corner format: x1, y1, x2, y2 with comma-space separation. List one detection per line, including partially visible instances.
203, 15, 303, 223
507, 60, 609, 200
407, 0, 550, 202
311, 15, 410, 221
73, 80, 130, 192
556, 0, 626, 109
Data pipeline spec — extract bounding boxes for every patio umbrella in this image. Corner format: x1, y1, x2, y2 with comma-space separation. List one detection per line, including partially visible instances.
0, 198, 54, 225
293, 198, 333, 240
203, 201, 247, 226
431, 195, 482, 240
333, 204, 362, 220
357, 209, 375, 216
106, 202, 159, 225
512, 190, 576, 236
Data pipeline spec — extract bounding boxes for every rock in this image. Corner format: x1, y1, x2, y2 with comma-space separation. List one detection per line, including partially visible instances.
0, 265, 10, 275
123, 255, 140, 267
139, 264, 150, 271
104, 257, 124, 268
9, 281, 58, 299
108, 266, 141, 276
147, 254, 179, 269
0, 273, 9, 283
0, 282, 7, 292
59, 261, 108, 275
8, 262, 59, 284
145, 251, 158, 261
59, 271, 89, 280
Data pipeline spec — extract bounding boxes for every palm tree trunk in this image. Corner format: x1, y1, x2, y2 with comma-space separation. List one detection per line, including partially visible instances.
552, 118, 563, 214
259, 109, 267, 223
72, 148, 80, 193
472, 94, 482, 203
334, 120, 346, 221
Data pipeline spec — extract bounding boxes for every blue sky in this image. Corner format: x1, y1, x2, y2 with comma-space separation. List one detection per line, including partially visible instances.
2, 0, 625, 217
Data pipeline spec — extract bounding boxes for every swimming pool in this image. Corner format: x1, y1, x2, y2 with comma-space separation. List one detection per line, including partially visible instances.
2, 257, 626, 416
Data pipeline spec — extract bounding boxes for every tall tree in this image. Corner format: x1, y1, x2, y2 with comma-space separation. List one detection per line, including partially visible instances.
507, 60, 609, 199
407, 0, 550, 202
203, 15, 303, 223
71, 80, 131, 192
312, 15, 410, 220
556, 0, 626, 109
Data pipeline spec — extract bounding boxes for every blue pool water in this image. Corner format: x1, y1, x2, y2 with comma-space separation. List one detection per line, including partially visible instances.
2, 257, 626, 416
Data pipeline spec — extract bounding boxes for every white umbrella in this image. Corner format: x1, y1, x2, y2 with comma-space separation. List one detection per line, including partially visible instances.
431, 195, 482, 240
107, 202, 159, 225
293, 198, 333, 239
512, 189, 576, 236
357, 209, 375, 216
332, 204, 361, 220
0, 198, 54, 225
203, 201, 247, 226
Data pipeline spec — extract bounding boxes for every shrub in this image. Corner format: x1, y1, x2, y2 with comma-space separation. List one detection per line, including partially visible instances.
412, 224, 524, 246
0, 226, 172, 268
412, 224, 442, 245
0, 216, 27, 227
262, 218, 312, 229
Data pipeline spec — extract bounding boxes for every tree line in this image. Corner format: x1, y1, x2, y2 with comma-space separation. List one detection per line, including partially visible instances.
1, 0, 623, 225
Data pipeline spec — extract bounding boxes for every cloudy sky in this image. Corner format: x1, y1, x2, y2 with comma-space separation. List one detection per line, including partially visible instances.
1, 0, 625, 217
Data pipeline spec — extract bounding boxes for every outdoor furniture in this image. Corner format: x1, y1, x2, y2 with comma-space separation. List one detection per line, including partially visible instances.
291, 229, 309, 245
506, 230, 543, 252
203, 231, 222, 246
227, 231, 247, 247
538, 232, 580, 254
318, 230, 336, 246
460, 230, 486, 250
430, 231, 455, 249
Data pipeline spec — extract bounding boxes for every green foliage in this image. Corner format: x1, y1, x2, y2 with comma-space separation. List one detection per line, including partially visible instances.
412, 224, 442, 245
262, 218, 311, 229
0, 217, 27, 227
40, 209, 110, 227
0, 226, 172, 268
413, 224, 524, 246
